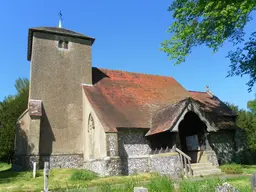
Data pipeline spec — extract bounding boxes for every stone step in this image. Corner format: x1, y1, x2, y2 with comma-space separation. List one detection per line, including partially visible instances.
193, 168, 222, 177
192, 165, 218, 171
191, 163, 213, 168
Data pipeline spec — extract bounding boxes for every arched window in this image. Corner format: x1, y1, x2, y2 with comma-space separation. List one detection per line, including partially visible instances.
88, 114, 95, 132
88, 114, 95, 159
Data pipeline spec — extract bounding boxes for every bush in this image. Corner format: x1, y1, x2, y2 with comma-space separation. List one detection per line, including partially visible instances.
70, 170, 98, 181
147, 175, 175, 192
220, 164, 243, 174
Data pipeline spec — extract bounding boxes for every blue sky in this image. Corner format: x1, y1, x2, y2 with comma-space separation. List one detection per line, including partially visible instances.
0, 0, 255, 109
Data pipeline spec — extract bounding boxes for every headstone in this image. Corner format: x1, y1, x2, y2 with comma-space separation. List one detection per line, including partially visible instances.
33, 162, 36, 178
44, 162, 50, 192
216, 182, 240, 192
251, 172, 256, 192
134, 187, 148, 192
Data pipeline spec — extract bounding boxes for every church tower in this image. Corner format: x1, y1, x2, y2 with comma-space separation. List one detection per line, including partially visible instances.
15, 26, 95, 168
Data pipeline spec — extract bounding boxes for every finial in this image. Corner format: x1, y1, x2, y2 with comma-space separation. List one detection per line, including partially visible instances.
206, 85, 214, 97
58, 11, 63, 28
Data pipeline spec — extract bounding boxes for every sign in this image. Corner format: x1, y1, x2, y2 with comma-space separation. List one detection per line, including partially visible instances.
186, 135, 200, 151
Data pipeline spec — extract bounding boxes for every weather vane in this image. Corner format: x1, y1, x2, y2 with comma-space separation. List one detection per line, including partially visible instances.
58, 11, 63, 28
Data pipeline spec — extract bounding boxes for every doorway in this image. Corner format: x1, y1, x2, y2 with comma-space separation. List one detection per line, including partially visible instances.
178, 111, 207, 163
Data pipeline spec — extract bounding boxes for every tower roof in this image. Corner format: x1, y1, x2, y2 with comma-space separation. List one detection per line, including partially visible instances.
27, 27, 95, 61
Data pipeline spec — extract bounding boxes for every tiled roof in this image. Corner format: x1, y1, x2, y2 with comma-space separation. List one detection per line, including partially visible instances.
27, 27, 95, 61
147, 99, 188, 136
189, 91, 236, 116
84, 68, 190, 132
84, 68, 236, 133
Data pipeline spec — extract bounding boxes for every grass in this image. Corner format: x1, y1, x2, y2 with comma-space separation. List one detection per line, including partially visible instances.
220, 163, 256, 174
179, 176, 251, 192
220, 163, 243, 174
241, 165, 256, 174
70, 170, 98, 181
147, 174, 175, 192
179, 178, 223, 192
0, 162, 255, 192
0, 162, 11, 171
0, 163, 155, 192
226, 176, 251, 192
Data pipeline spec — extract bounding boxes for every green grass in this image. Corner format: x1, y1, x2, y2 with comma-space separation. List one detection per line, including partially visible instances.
220, 163, 243, 174
241, 165, 256, 174
70, 170, 98, 181
0, 163, 155, 192
179, 178, 223, 192
0, 162, 11, 171
225, 176, 251, 192
147, 175, 175, 192
220, 163, 256, 175
0, 162, 254, 192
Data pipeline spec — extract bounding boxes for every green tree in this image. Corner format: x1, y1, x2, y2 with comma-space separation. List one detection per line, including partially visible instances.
161, 0, 256, 91
225, 101, 256, 151
247, 98, 256, 114
0, 78, 29, 162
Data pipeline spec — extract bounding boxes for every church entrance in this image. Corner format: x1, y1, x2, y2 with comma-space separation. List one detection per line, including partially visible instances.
178, 111, 207, 163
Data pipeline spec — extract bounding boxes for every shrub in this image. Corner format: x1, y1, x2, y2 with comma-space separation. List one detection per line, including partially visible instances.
70, 170, 98, 181
147, 175, 175, 192
220, 164, 243, 174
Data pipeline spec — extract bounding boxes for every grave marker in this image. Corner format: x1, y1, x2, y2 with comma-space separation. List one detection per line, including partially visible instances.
44, 162, 49, 192
33, 162, 36, 178
134, 187, 148, 192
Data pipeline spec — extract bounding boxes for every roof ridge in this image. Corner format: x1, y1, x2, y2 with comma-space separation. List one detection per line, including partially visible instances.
189, 90, 207, 93
96, 67, 176, 79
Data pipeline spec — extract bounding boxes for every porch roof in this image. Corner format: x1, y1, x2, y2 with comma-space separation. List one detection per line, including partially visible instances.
146, 97, 237, 136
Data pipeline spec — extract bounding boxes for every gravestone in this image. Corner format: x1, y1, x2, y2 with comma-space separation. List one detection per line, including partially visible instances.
44, 162, 50, 192
33, 162, 36, 178
134, 187, 148, 192
252, 172, 256, 192
216, 182, 239, 192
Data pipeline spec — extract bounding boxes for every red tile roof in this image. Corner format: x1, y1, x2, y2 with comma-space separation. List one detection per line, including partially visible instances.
189, 91, 236, 116
83, 68, 236, 133
84, 68, 190, 132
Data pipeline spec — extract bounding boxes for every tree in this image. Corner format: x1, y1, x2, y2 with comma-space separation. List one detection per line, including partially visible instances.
247, 98, 256, 114
161, 0, 256, 91
0, 78, 29, 162
225, 101, 256, 152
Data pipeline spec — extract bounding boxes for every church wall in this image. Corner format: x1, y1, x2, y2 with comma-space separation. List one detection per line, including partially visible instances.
82, 94, 121, 176
30, 32, 92, 155
208, 130, 235, 164
83, 93, 107, 161
15, 110, 30, 156
118, 129, 151, 157
117, 129, 151, 175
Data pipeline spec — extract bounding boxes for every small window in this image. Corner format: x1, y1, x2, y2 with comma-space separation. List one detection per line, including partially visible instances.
58, 40, 63, 48
64, 41, 69, 49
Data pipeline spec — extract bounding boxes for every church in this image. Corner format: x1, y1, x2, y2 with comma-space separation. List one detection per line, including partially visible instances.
14, 25, 242, 177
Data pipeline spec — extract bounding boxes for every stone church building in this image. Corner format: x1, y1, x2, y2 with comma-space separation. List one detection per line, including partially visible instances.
14, 26, 242, 177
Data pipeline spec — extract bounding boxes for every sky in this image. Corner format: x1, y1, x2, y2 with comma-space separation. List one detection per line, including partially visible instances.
0, 0, 255, 109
